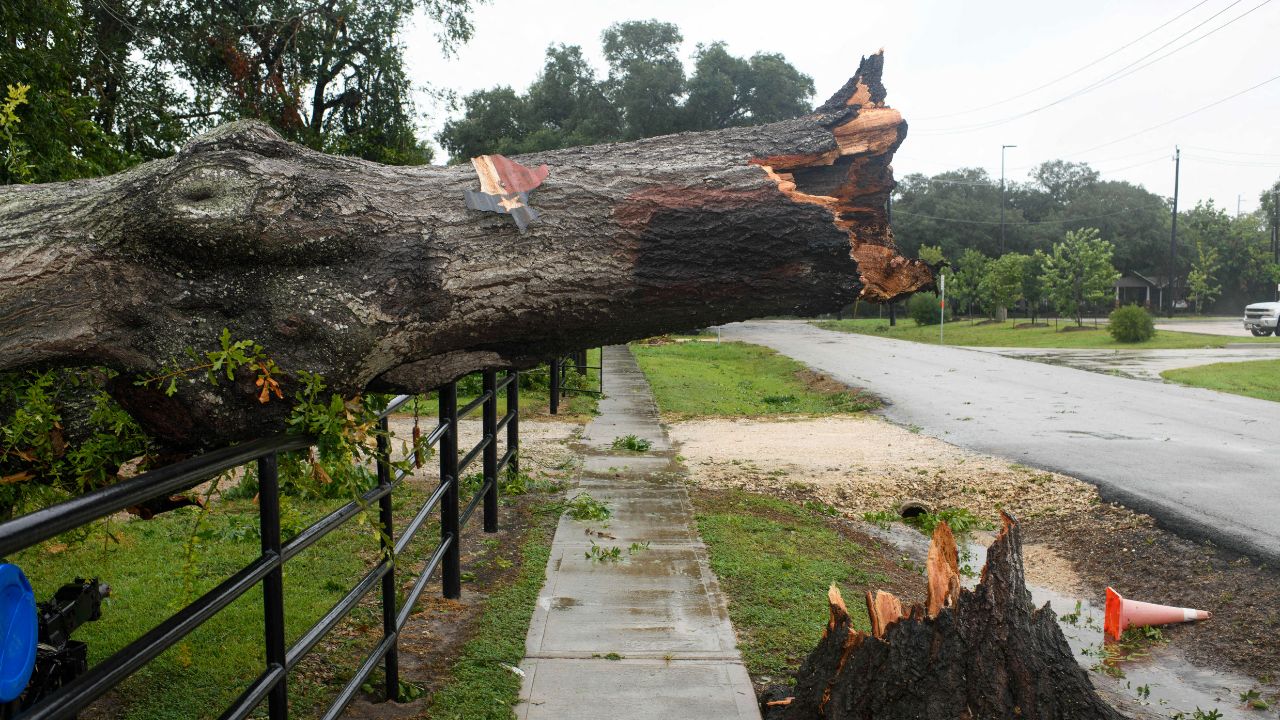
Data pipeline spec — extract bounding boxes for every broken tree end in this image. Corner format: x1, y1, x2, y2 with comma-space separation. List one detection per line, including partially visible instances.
753, 50, 934, 304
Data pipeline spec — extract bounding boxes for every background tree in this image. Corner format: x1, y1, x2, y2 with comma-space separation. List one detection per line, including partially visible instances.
916, 244, 946, 267
893, 162, 1169, 286
1186, 237, 1222, 314
683, 43, 814, 130
1021, 249, 1048, 324
949, 249, 992, 318
1042, 228, 1120, 326
2, 0, 474, 176
891, 170, 1008, 258
524, 44, 619, 148
438, 19, 814, 160
981, 253, 1027, 322
0, 0, 137, 182
147, 0, 475, 164
601, 19, 686, 140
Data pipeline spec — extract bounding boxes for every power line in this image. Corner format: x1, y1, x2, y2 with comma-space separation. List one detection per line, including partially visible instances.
1182, 145, 1280, 158
914, 0, 1270, 135
1068, 72, 1280, 155
897, 149, 1171, 185
912, 0, 1212, 122
1093, 155, 1172, 173
1182, 154, 1280, 168
922, 177, 999, 187
1005, 144, 1171, 173
892, 208, 1136, 225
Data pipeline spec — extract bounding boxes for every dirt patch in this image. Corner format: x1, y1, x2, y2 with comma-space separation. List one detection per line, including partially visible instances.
1015, 322, 1050, 329
795, 369, 882, 407
671, 416, 1099, 525
1022, 542, 1087, 598
1060, 325, 1101, 332
671, 415, 1280, 688
314, 419, 577, 716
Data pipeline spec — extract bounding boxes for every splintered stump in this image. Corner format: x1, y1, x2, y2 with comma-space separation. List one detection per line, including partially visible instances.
775, 515, 1122, 720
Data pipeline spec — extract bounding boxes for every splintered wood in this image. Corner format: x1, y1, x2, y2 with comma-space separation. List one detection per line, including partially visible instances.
772, 514, 1123, 720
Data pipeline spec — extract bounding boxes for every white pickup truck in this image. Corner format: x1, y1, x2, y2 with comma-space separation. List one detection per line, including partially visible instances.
1243, 301, 1280, 336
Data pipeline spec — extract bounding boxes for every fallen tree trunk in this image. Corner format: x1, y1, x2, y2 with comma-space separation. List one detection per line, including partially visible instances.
0, 51, 932, 445
775, 515, 1123, 720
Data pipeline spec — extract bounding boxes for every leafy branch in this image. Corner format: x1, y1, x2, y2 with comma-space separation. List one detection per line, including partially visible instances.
138, 328, 283, 403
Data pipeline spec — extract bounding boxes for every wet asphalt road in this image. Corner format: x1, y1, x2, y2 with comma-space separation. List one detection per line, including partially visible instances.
721, 320, 1280, 564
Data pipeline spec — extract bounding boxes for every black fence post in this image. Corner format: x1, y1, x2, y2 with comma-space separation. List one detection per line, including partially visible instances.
549, 358, 560, 415
438, 381, 462, 599
258, 453, 288, 720
574, 350, 586, 375
482, 370, 499, 533
375, 417, 399, 700
507, 370, 520, 484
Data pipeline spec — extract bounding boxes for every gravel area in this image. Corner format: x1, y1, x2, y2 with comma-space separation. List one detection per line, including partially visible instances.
670, 415, 1105, 525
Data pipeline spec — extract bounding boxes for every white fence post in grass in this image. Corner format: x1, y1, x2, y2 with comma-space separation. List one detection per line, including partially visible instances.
940, 274, 946, 345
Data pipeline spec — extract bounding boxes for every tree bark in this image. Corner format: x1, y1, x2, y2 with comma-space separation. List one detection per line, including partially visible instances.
0, 51, 932, 445
776, 515, 1123, 720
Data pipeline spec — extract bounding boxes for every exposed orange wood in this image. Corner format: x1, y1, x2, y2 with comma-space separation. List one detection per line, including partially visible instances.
927, 521, 962, 617
470, 155, 503, 195
832, 107, 903, 157
827, 583, 851, 634
749, 51, 933, 303
866, 590, 905, 639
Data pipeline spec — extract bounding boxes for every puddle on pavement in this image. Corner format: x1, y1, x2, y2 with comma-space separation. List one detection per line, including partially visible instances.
868, 523, 1270, 719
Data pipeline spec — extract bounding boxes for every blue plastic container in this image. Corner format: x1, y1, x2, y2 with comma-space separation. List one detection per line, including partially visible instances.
0, 563, 38, 703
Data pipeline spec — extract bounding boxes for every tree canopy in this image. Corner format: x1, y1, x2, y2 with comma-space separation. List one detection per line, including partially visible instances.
1, 0, 477, 182
437, 19, 815, 160
1041, 228, 1120, 326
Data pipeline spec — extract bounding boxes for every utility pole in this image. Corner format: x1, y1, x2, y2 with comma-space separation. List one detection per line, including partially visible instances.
887, 193, 896, 326
1272, 190, 1278, 302
1000, 144, 1017, 255
1167, 146, 1180, 318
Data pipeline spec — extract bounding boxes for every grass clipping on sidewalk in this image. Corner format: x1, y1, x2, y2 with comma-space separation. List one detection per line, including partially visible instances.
631, 340, 877, 418
693, 490, 885, 678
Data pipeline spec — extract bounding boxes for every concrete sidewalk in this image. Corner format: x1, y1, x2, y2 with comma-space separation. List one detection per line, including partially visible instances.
517, 346, 759, 720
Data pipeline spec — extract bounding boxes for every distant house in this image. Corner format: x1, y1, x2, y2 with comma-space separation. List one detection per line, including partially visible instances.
1114, 272, 1182, 309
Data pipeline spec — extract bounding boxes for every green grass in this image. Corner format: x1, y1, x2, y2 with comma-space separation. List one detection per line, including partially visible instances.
692, 490, 882, 677
425, 504, 554, 719
404, 349, 601, 418
630, 341, 877, 418
13, 478, 555, 719
13, 486, 423, 719
812, 318, 1280, 349
1161, 359, 1280, 403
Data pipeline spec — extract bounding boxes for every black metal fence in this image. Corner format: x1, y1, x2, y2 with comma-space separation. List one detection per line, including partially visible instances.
548, 349, 603, 415
0, 370, 520, 720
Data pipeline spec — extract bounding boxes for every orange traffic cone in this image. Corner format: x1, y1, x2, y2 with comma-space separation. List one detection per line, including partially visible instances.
1104, 587, 1211, 641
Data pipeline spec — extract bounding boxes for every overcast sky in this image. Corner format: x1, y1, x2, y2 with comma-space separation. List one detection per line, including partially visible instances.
404, 0, 1280, 215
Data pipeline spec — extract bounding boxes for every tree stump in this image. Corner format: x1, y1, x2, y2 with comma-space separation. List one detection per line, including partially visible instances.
778, 514, 1123, 720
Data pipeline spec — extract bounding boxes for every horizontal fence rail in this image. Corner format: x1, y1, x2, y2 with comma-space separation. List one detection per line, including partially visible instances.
0, 370, 520, 720
549, 348, 603, 415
